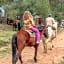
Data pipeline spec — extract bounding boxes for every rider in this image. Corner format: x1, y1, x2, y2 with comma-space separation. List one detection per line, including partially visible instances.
45, 14, 56, 37
23, 11, 41, 44
38, 18, 42, 26
46, 14, 55, 27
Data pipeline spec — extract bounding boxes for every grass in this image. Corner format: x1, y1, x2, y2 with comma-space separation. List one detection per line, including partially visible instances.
60, 61, 64, 64
0, 24, 16, 47
0, 44, 12, 58
0, 24, 16, 58
0, 30, 15, 46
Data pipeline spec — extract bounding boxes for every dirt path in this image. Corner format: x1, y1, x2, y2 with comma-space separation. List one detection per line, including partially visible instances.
0, 30, 64, 64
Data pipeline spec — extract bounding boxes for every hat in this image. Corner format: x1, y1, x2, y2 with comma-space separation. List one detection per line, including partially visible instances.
48, 14, 52, 17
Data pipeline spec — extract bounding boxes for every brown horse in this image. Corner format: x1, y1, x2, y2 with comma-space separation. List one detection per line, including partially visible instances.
12, 26, 47, 64
13, 20, 18, 31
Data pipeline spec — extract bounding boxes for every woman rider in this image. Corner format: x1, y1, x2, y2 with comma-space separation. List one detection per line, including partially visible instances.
23, 11, 41, 44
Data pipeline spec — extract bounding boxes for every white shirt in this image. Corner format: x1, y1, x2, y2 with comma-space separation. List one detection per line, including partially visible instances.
46, 17, 55, 26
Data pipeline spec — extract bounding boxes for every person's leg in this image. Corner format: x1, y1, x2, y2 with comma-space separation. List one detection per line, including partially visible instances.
30, 27, 41, 43
47, 26, 54, 49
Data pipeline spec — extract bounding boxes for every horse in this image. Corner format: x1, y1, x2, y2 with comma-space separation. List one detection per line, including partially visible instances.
13, 20, 18, 31
8, 19, 14, 25
44, 21, 58, 51
52, 21, 58, 37
12, 25, 46, 64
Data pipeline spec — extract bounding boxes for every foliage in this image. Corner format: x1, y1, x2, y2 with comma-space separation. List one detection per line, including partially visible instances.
7, 8, 19, 19
0, 0, 51, 19
0, 0, 13, 6
22, 0, 51, 17
60, 61, 64, 64
49, 0, 64, 19
0, 24, 16, 47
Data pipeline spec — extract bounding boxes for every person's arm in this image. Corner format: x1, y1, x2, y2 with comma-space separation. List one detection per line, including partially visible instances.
30, 18, 35, 26
52, 18, 55, 24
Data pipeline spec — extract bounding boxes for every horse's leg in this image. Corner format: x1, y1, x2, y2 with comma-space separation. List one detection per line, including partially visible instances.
55, 28, 57, 38
49, 39, 54, 50
14, 25, 16, 31
17, 43, 25, 64
16, 25, 17, 31
42, 38, 47, 53
53, 30, 56, 38
13, 25, 15, 31
34, 45, 38, 62
44, 43, 47, 53
17, 26, 18, 31
51, 31, 55, 48
13, 26, 14, 31
18, 52, 23, 64
15, 27, 16, 31
46, 37, 53, 50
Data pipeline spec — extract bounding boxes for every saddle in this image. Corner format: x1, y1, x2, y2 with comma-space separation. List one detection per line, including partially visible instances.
25, 30, 36, 37
25, 25, 48, 38
25, 25, 45, 38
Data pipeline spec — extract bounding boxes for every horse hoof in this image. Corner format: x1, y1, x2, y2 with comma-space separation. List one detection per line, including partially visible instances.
52, 45, 54, 48
44, 51, 47, 53
21, 62, 24, 64
34, 57, 37, 62
49, 48, 52, 50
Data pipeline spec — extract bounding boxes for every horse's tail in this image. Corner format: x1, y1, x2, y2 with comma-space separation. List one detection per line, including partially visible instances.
12, 34, 18, 64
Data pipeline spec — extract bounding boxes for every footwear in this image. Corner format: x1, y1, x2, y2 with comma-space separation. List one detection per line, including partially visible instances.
36, 41, 40, 44
36, 39, 42, 44
40, 39, 42, 42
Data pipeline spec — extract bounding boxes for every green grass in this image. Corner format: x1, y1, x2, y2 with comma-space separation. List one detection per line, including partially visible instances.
0, 45, 12, 58
60, 61, 64, 64
0, 24, 17, 58
0, 24, 16, 47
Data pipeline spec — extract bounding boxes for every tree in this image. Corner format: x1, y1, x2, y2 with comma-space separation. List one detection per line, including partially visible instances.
19, 0, 51, 17
0, 0, 51, 19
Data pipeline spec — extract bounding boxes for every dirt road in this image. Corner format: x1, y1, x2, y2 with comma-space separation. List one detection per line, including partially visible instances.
0, 30, 64, 64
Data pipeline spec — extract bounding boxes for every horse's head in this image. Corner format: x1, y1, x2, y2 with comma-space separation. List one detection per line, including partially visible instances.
38, 25, 48, 38
38, 25, 45, 32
